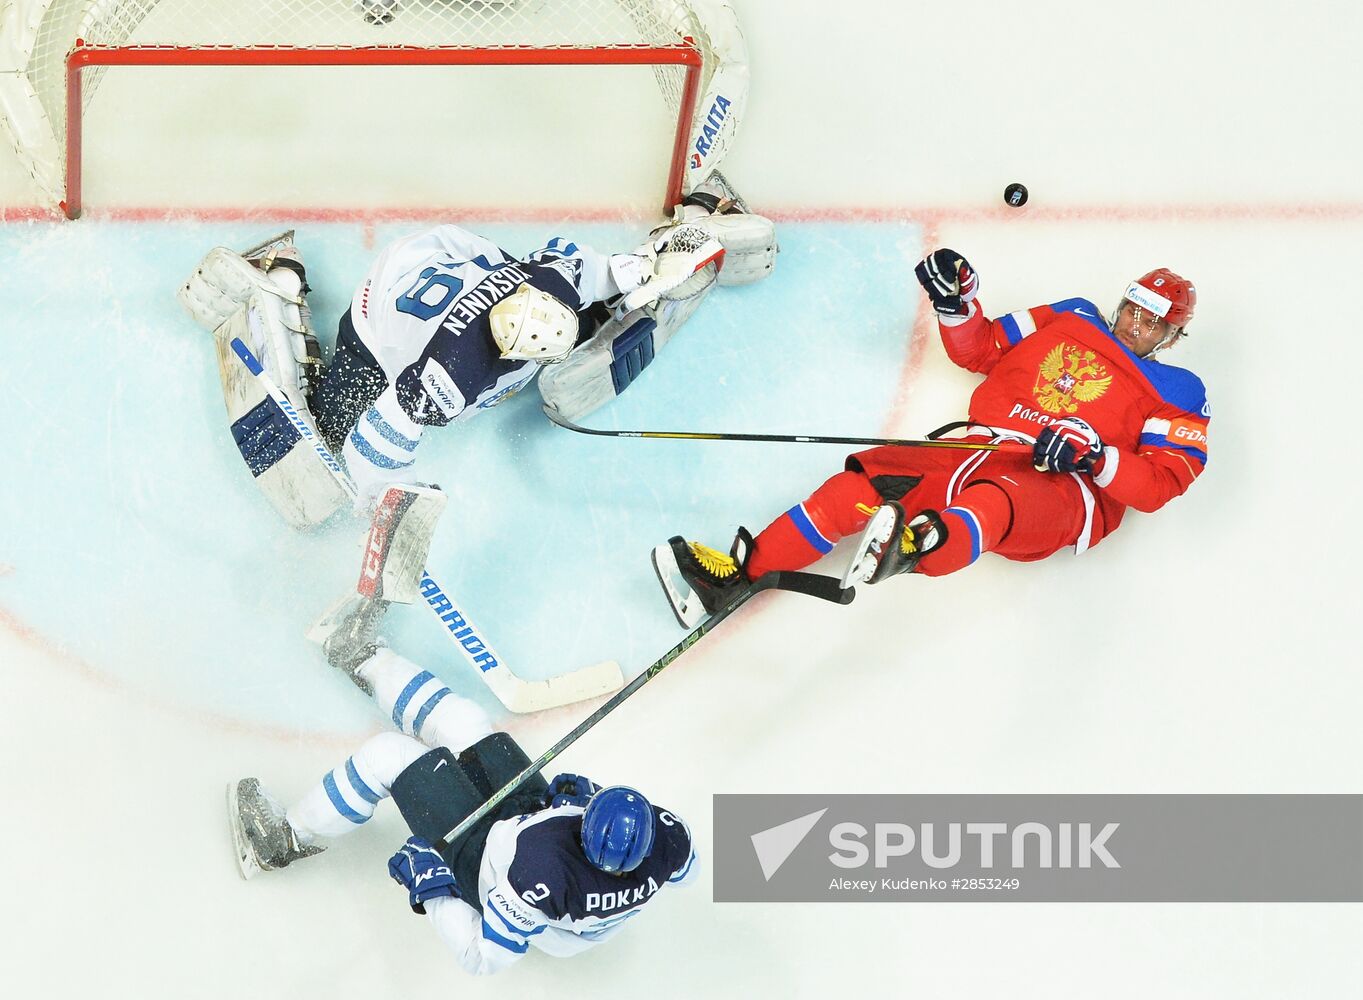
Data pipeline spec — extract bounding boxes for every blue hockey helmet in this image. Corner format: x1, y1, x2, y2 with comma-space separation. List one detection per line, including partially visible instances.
580, 786, 656, 873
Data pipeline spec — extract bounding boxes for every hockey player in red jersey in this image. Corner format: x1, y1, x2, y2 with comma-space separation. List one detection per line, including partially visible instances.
652, 249, 1210, 626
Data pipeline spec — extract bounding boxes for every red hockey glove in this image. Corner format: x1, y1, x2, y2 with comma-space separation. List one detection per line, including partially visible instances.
914, 248, 979, 317
1034, 417, 1104, 474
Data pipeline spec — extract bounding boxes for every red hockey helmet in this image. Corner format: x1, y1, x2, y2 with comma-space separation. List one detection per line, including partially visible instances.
1123, 268, 1196, 329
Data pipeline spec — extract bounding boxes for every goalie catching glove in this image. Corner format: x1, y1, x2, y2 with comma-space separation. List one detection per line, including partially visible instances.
612, 224, 726, 312
673, 169, 779, 285
539, 172, 778, 421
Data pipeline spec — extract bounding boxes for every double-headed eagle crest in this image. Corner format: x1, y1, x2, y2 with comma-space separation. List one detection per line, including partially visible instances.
1033, 343, 1113, 414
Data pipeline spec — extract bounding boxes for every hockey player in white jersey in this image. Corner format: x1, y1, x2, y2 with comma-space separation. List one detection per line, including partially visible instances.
310, 222, 722, 506
178, 175, 776, 526
228, 605, 698, 975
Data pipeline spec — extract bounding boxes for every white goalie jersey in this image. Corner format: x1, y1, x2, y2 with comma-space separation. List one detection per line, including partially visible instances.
422, 802, 699, 976
338, 225, 625, 502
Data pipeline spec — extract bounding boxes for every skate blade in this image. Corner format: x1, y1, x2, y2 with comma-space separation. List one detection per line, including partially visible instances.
840, 505, 899, 589
227, 781, 263, 881
239, 229, 296, 260
650, 544, 706, 629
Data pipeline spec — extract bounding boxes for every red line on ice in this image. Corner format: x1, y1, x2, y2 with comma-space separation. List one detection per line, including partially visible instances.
5, 201, 1363, 225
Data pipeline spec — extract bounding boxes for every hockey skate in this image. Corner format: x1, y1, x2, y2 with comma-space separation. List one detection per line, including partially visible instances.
309, 594, 390, 694
651, 528, 754, 628
840, 502, 948, 587
228, 778, 324, 880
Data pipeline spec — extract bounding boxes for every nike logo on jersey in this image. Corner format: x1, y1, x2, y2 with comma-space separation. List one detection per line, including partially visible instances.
433, 759, 448, 771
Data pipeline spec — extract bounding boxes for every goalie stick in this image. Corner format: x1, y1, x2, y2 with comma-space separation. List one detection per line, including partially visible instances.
436, 569, 854, 851
542, 405, 1033, 454
229, 336, 624, 713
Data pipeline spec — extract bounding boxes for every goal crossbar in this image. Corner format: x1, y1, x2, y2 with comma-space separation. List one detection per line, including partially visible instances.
63, 40, 703, 219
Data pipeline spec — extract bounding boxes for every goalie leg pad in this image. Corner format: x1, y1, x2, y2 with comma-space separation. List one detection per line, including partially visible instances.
239, 428, 347, 529
231, 396, 301, 477
180, 231, 308, 332
213, 305, 346, 529
671, 173, 776, 285
538, 288, 711, 421
186, 232, 326, 407
180, 247, 274, 332
609, 315, 658, 395
194, 236, 340, 528
692, 211, 778, 285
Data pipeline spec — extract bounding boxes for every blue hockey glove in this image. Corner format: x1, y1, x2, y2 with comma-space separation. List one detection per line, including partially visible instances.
1034, 417, 1104, 474
545, 773, 601, 809
914, 248, 979, 317
388, 836, 459, 914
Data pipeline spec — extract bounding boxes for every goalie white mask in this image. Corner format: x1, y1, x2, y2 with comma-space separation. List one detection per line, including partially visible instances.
489, 283, 578, 362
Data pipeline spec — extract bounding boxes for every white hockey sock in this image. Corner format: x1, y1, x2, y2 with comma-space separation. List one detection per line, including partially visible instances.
287, 731, 426, 842
360, 648, 494, 750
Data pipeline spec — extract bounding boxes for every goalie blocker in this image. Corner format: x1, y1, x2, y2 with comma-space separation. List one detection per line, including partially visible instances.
177, 231, 346, 529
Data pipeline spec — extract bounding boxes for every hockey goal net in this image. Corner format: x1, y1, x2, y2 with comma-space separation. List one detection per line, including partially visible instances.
0, 0, 747, 218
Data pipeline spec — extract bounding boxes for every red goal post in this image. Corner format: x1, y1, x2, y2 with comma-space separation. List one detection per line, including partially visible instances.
0, 0, 748, 219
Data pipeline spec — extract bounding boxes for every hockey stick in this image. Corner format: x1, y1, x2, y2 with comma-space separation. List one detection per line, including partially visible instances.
229, 337, 624, 713
543, 404, 1033, 454
436, 570, 853, 850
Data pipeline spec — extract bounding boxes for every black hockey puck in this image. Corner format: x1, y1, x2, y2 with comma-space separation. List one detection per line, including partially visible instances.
1004, 183, 1029, 207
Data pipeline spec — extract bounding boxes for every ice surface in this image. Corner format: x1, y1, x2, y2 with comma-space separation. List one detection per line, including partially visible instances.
2, 0, 1362, 995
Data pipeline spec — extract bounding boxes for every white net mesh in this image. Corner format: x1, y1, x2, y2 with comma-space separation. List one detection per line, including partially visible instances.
8, 0, 721, 205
